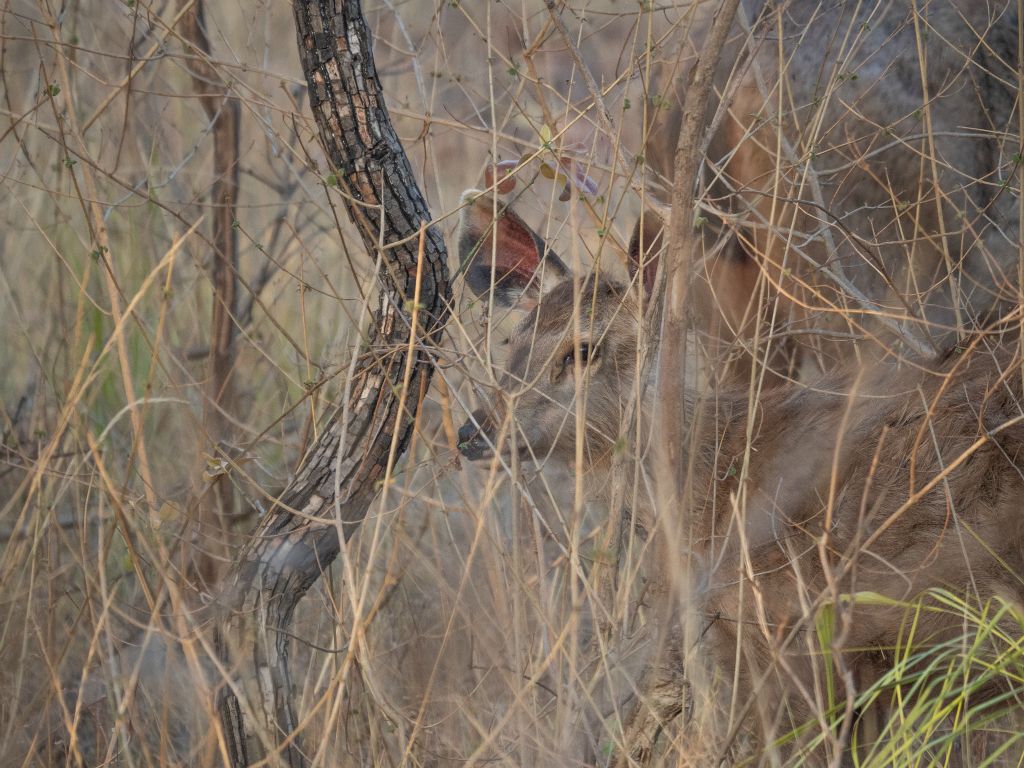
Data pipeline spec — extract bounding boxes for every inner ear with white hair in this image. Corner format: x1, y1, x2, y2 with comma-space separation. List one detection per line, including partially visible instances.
457, 189, 571, 312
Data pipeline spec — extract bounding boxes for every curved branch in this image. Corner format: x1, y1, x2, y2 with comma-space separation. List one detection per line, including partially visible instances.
213, 2, 449, 765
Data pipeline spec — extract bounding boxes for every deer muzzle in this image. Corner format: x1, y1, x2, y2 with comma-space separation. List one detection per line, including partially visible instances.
457, 408, 496, 461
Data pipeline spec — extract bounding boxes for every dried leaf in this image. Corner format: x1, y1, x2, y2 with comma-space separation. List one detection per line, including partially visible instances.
151, 501, 182, 530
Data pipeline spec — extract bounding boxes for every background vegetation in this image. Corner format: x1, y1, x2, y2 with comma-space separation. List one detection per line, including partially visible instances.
1, 0, 1021, 766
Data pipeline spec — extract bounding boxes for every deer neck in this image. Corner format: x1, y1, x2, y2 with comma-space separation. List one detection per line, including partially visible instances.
589, 380, 751, 534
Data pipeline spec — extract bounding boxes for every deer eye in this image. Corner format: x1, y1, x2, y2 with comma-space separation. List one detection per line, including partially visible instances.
563, 342, 596, 367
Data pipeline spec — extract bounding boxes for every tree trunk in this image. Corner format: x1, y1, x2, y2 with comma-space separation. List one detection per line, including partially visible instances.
213, 2, 449, 765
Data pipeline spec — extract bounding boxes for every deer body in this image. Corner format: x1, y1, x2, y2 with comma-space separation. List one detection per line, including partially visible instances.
452, 2, 1024, 759
456, 189, 1024, 760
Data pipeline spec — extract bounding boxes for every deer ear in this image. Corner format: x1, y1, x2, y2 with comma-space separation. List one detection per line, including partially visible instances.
458, 189, 570, 309
628, 212, 663, 297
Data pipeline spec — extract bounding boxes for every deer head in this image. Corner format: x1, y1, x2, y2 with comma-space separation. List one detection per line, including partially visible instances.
456, 190, 659, 472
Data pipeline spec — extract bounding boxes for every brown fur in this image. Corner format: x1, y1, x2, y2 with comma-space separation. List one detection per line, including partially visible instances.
456, 193, 1024, 761
637, 0, 1020, 382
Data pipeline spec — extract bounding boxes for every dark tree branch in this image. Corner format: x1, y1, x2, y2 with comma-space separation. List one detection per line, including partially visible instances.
213, 2, 450, 765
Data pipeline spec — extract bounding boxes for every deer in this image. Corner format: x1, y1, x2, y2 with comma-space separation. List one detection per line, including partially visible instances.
454, 188, 1024, 764
630, 0, 1020, 387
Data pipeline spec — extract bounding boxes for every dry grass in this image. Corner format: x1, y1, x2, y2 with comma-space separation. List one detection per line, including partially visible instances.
1, 1, 1022, 766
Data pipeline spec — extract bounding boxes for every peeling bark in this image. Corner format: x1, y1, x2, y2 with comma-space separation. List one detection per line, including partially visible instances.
213, 2, 449, 765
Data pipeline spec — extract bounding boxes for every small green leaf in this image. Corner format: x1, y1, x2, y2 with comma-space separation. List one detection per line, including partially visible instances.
202, 456, 230, 483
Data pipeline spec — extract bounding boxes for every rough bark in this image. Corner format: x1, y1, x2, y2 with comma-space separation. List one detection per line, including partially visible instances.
213, 2, 450, 765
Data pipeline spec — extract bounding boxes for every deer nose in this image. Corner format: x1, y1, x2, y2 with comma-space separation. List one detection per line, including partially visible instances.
457, 410, 494, 461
